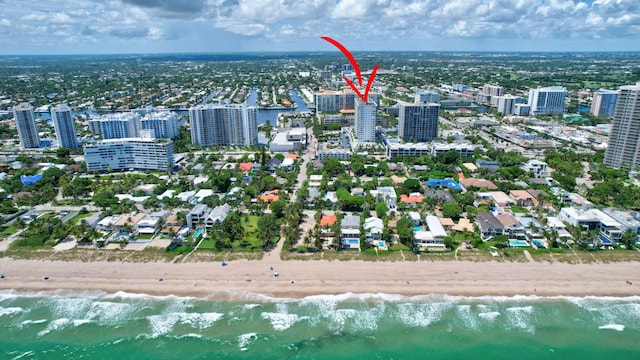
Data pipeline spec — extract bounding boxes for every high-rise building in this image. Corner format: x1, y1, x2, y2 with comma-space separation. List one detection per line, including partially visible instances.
12, 103, 41, 149
354, 98, 377, 143
528, 86, 567, 115
89, 113, 141, 139
495, 95, 525, 115
414, 91, 439, 104
51, 104, 78, 150
84, 136, 174, 172
482, 84, 503, 97
189, 104, 258, 147
314, 89, 380, 113
590, 89, 619, 118
140, 111, 179, 139
604, 83, 640, 170
398, 103, 440, 142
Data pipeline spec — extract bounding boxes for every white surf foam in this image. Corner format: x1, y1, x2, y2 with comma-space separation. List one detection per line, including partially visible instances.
0, 306, 25, 317
598, 324, 625, 331
261, 312, 306, 331
73, 319, 94, 327
85, 301, 134, 325
238, 332, 258, 351
397, 302, 452, 327
478, 311, 501, 321
505, 306, 534, 333
147, 312, 224, 338
38, 318, 71, 337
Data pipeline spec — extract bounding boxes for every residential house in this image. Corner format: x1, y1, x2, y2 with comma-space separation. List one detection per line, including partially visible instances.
558, 207, 623, 244
413, 216, 447, 249
452, 218, 475, 232
408, 211, 421, 226
374, 186, 397, 210
280, 158, 295, 171
522, 159, 550, 178
476, 212, 505, 240
259, 190, 280, 203
309, 174, 323, 187
400, 192, 424, 206
527, 189, 551, 206
307, 188, 321, 207
350, 187, 365, 197
187, 204, 209, 229
424, 189, 456, 203
426, 178, 464, 191
476, 159, 499, 172
340, 215, 361, 251
438, 217, 455, 231
204, 204, 232, 229
496, 213, 526, 240
364, 216, 384, 243
509, 190, 535, 207
238, 162, 253, 172
251, 163, 262, 172
477, 191, 514, 208
266, 158, 282, 173
459, 178, 498, 190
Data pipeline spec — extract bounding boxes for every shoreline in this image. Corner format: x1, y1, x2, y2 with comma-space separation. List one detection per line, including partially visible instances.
1, 258, 639, 299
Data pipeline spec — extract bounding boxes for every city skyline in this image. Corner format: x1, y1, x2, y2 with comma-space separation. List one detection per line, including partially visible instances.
1, 0, 639, 55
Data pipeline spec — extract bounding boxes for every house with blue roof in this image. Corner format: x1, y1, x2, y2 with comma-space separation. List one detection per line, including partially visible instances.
426, 178, 465, 191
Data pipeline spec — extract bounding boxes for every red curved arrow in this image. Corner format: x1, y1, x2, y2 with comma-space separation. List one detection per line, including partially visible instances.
321, 36, 378, 103
321, 36, 362, 86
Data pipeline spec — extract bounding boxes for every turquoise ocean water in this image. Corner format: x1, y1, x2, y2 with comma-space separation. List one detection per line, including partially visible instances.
1, 290, 639, 359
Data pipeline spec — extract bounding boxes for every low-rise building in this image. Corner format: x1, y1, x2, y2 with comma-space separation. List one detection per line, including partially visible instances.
340, 215, 361, 251
204, 204, 232, 229
374, 187, 397, 210
187, 204, 209, 229
364, 216, 384, 243
522, 160, 550, 178
476, 212, 505, 240
84, 137, 174, 173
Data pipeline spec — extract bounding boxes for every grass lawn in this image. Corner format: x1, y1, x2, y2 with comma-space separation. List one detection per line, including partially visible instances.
70, 212, 95, 224
510, 206, 530, 214
136, 233, 154, 240
233, 215, 263, 249
198, 239, 218, 250
0, 225, 21, 237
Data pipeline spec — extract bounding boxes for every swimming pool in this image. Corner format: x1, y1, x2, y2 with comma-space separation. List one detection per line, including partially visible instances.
348, 239, 359, 244
378, 241, 385, 247
193, 228, 203, 239
509, 239, 529, 247
413, 226, 422, 232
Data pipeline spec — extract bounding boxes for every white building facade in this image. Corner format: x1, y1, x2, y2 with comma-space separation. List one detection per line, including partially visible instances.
189, 104, 258, 147
84, 137, 174, 172
528, 86, 567, 115
51, 104, 78, 150
140, 111, 179, 139
13, 103, 41, 149
354, 98, 377, 143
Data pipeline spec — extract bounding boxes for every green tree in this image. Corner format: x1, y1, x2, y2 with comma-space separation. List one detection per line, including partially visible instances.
401, 178, 422, 195
270, 200, 286, 218
375, 202, 388, 218
620, 229, 638, 250
257, 213, 280, 248
397, 217, 414, 246
223, 212, 244, 242
441, 202, 463, 219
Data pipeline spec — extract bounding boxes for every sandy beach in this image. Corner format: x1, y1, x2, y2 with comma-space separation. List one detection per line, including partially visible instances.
1, 257, 639, 298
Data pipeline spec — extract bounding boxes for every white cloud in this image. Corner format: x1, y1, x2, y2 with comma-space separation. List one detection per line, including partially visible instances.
1, 0, 640, 53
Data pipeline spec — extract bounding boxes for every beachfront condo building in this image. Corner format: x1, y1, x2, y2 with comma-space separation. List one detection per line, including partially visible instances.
12, 103, 41, 149
604, 83, 640, 170
528, 86, 567, 115
590, 89, 619, 118
189, 104, 258, 147
354, 98, 377, 143
89, 112, 141, 139
140, 111, 179, 139
51, 104, 79, 150
84, 135, 174, 172
314, 89, 381, 113
398, 103, 440, 142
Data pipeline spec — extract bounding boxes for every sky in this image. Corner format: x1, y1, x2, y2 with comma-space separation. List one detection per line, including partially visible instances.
0, 0, 639, 54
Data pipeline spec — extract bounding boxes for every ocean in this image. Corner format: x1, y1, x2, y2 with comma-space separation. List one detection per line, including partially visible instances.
1, 290, 639, 359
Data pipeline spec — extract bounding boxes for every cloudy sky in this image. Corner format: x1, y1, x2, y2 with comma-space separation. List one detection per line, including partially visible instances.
0, 0, 639, 54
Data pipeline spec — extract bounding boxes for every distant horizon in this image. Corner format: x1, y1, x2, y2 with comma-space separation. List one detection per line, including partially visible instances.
1, 1, 640, 55
2, 50, 640, 57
